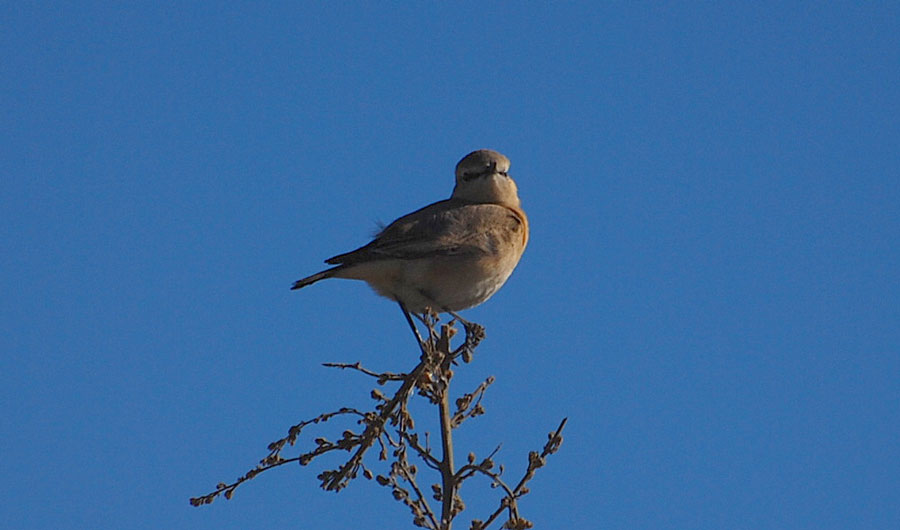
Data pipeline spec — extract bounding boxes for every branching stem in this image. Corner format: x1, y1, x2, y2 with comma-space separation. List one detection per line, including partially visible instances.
439, 379, 455, 529
191, 312, 567, 530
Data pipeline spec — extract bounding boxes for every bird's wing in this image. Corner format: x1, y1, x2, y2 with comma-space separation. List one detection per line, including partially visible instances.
325, 200, 520, 265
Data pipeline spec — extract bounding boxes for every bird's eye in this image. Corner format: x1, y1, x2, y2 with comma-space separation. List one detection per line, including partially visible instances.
462, 172, 479, 181
498, 171, 509, 177
462, 164, 503, 182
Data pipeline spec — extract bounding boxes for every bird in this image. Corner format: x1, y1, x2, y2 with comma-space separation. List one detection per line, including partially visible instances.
291, 149, 528, 331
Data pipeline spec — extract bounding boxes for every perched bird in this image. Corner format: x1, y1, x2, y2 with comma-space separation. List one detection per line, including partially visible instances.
292, 149, 528, 324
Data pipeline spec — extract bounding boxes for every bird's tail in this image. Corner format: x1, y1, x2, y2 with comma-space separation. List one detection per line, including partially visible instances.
291, 265, 344, 290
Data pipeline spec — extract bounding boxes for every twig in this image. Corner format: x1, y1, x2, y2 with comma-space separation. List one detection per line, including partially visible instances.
320, 360, 428, 491
323, 361, 407, 382
191, 314, 568, 530
453, 444, 502, 483
473, 418, 568, 530
450, 377, 493, 428
189, 407, 367, 506
400, 431, 442, 471
397, 449, 440, 529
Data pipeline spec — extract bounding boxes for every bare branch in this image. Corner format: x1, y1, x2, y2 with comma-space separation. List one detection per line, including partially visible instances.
450, 376, 494, 428
401, 431, 442, 471
474, 418, 568, 530
189, 407, 367, 506
319, 360, 429, 491
323, 361, 407, 383
375, 445, 440, 529
191, 313, 568, 530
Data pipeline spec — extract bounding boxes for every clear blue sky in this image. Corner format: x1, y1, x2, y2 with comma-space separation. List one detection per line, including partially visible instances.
3, 3, 899, 529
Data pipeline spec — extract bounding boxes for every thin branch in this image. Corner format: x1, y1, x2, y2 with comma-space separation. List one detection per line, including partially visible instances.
189, 407, 367, 506
450, 377, 493, 428
401, 431, 442, 471
454, 444, 502, 483
320, 360, 429, 491
192, 312, 568, 530
397, 450, 440, 529
322, 361, 408, 382
474, 418, 568, 530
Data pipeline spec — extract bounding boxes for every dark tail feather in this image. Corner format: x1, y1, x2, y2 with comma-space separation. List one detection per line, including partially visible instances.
291, 265, 344, 290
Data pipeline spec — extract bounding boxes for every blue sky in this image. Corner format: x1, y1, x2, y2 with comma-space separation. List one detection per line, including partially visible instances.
3, 3, 899, 529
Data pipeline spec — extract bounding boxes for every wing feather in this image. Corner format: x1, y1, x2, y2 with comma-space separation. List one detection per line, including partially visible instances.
325, 200, 519, 265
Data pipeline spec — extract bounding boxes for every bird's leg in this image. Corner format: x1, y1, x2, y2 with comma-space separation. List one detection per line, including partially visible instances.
398, 302, 430, 358
446, 310, 474, 328
412, 289, 484, 357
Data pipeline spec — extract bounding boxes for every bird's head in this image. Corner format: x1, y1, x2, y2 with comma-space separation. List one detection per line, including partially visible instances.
451, 149, 520, 207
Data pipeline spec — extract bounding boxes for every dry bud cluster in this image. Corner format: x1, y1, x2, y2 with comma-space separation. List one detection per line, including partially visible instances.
191, 313, 566, 530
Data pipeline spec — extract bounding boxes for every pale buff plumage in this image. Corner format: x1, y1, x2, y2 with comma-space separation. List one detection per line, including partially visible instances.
292, 149, 528, 314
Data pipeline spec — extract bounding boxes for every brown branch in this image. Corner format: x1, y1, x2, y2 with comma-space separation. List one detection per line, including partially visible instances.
189, 407, 367, 506
323, 361, 407, 382
438, 376, 456, 528
450, 376, 493, 428
320, 360, 429, 491
375, 445, 440, 529
192, 312, 568, 530
471, 418, 568, 530
426, 324, 455, 529
454, 444, 502, 483
400, 431, 442, 471
397, 449, 440, 529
